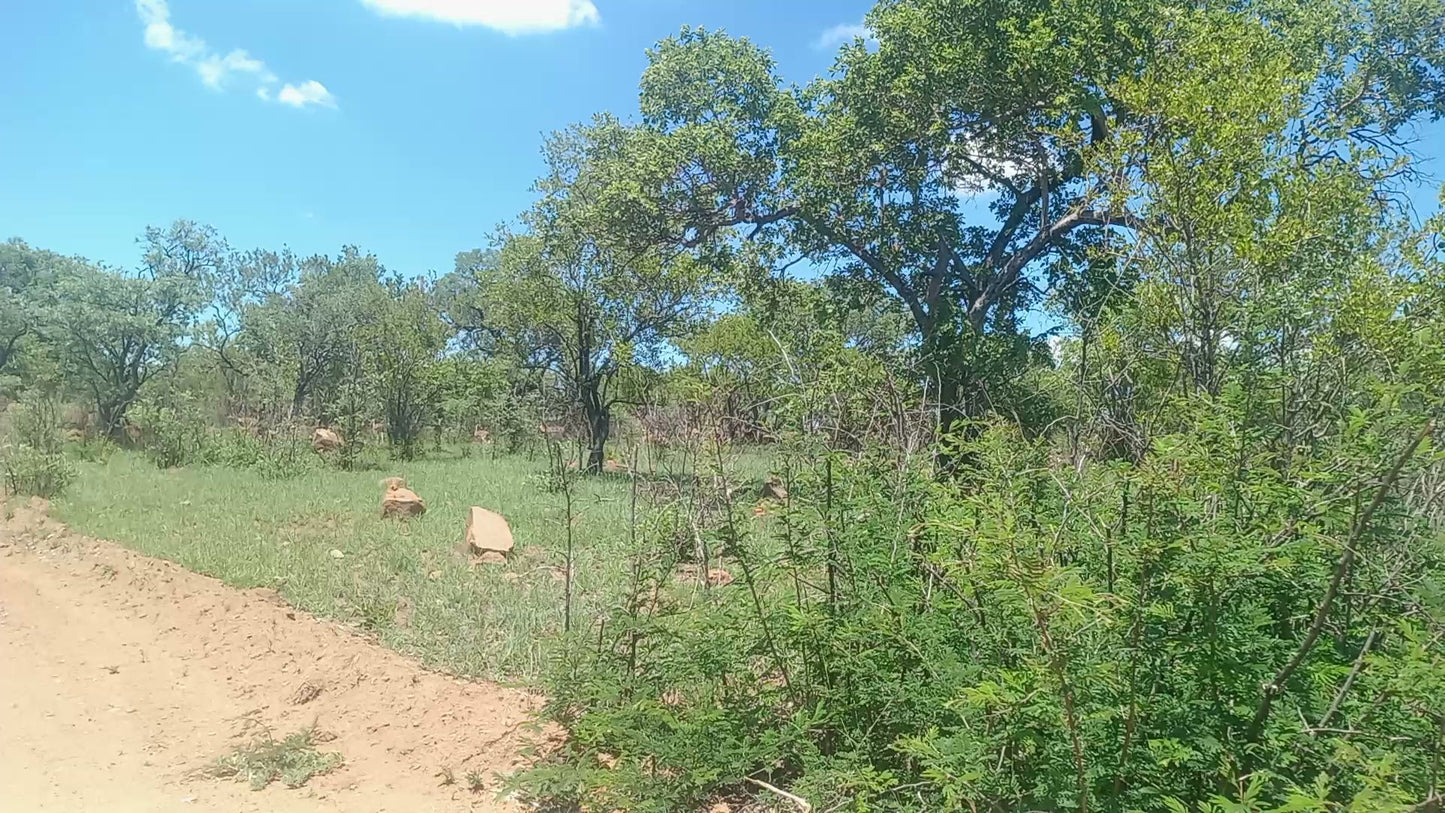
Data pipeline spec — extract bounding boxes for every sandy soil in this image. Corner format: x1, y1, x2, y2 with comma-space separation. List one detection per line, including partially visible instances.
0, 497, 542, 813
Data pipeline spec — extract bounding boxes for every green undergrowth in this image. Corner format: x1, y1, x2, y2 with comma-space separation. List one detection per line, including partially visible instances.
206, 724, 342, 791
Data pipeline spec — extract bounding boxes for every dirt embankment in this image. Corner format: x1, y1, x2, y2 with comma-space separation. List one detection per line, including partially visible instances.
0, 498, 542, 812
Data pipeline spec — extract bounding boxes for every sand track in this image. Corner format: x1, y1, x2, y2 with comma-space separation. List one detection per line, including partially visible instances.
0, 498, 538, 812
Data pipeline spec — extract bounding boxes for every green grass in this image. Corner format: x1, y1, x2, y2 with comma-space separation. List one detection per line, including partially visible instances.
206, 723, 343, 790
53, 448, 643, 680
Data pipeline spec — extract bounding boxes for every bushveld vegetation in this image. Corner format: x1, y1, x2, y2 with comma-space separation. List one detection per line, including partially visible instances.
6, 0, 1445, 809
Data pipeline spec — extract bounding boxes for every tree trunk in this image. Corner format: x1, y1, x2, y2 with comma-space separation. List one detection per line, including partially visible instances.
581, 382, 609, 474
931, 304, 996, 473
290, 379, 308, 421
937, 374, 963, 438
0, 329, 26, 372
98, 396, 133, 445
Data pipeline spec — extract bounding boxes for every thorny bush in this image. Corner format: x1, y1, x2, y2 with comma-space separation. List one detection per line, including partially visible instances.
513, 396, 1445, 811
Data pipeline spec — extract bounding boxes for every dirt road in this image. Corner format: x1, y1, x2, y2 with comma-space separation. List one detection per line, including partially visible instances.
0, 498, 539, 812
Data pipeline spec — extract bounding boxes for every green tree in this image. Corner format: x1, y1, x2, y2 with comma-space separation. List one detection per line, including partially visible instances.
50, 222, 221, 440
362, 277, 453, 459
243, 247, 387, 420
605, 0, 1445, 446
476, 119, 720, 472
679, 277, 914, 442
201, 246, 297, 415
0, 239, 65, 376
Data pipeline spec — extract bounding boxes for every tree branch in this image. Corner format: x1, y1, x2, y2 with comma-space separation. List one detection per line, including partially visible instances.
1315, 625, 1380, 730
1247, 419, 1434, 741
976, 205, 1140, 317
744, 776, 811, 812
800, 214, 932, 334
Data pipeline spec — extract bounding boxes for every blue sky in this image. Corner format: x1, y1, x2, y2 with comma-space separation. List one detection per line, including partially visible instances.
1, 0, 872, 274
1, 1, 1441, 279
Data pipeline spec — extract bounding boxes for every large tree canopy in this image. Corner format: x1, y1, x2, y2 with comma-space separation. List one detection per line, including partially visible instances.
592, 0, 1445, 438
0, 239, 70, 377
48, 222, 221, 439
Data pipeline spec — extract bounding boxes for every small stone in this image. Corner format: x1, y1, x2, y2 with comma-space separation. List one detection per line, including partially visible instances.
329, 549, 345, 559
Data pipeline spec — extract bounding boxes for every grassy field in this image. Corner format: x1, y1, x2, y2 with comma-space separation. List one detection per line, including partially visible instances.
49, 441, 781, 682
51, 448, 646, 681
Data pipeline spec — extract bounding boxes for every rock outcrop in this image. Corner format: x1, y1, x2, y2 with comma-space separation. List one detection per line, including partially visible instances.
312, 427, 343, 453
380, 478, 426, 519
463, 506, 514, 563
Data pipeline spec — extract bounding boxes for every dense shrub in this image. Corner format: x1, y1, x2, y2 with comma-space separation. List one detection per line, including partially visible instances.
131, 393, 208, 469
2, 396, 76, 498
513, 399, 1445, 811
200, 426, 266, 469
489, 391, 544, 454
200, 426, 316, 480
68, 432, 117, 463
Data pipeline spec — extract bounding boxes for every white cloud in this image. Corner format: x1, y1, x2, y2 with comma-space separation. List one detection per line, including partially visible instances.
197, 49, 274, 89
278, 80, 337, 109
137, 0, 204, 59
134, 1, 332, 109
814, 22, 871, 51
360, 0, 600, 34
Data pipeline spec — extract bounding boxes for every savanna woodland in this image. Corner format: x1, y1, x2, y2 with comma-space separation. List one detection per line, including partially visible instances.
6, 0, 1445, 809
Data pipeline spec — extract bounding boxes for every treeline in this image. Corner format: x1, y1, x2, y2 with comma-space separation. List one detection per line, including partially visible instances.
2, 232, 504, 463
0, 221, 899, 474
